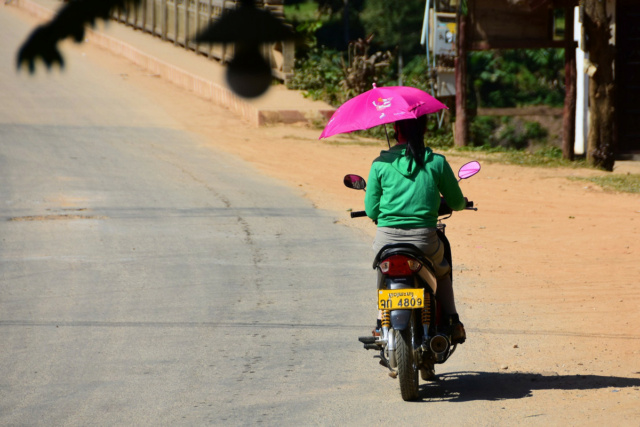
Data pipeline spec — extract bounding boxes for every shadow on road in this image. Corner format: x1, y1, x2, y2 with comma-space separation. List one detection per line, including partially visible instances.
418, 371, 640, 402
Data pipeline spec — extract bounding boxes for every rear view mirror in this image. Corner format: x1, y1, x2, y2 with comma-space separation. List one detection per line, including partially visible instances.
458, 161, 481, 180
343, 174, 366, 190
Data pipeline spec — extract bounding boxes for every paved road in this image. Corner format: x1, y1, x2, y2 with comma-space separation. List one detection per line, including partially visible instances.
11, 6, 631, 427
0, 7, 392, 426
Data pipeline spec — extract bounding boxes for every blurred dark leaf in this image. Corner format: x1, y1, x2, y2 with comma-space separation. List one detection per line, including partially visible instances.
195, 2, 295, 44
17, 0, 142, 72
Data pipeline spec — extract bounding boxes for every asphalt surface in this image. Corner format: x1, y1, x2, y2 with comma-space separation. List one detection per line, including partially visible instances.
0, 7, 388, 425
0, 8, 562, 426
4, 6, 501, 425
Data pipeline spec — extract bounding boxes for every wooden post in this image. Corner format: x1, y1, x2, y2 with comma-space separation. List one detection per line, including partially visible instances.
184, 0, 190, 49
584, 0, 617, 170
194, 0, 200, 51
142, 0, 147, 31
562, 7, 577, 160
208, 0, 213, 58
162, 0, 168, 41
152, 0, 156, 34
454, 6, 469, 147
174, 0, 179, 45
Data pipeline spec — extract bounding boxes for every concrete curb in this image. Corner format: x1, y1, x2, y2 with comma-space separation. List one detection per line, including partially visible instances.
89, 31, 262, 124
12, 0, 334, 127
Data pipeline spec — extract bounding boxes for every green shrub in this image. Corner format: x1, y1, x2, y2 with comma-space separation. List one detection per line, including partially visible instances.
469, 116, 548, 150
469, 116, 499, 147
524, 121, 548, 141
469, 49, 565, 108
534, 145, 563, 159
426, 130, 454, 149
287, 46, 346, 105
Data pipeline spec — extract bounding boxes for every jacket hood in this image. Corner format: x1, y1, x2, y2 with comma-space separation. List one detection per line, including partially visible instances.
379, 144, 433, 177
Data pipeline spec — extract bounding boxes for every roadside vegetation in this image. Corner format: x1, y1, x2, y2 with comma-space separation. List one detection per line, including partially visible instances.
568, 174, 640, 194
283, 1, 638, 191
284, 0, 564, 152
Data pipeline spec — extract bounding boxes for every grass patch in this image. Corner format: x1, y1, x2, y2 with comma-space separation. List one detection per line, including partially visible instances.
447, 146, 640, 193
449, 145, 587, 168
569, 174, 640, 194
283, 133, 384, 147
323, 139, 385, 147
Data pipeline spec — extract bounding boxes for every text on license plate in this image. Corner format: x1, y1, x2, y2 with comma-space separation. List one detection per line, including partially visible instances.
378, 289, 425, 310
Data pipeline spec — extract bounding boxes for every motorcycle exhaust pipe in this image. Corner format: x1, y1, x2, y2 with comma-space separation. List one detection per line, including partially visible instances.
429, 334, 450, 362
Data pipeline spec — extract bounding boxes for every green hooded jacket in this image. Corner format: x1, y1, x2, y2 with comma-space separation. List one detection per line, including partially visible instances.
364, 145, 465, 228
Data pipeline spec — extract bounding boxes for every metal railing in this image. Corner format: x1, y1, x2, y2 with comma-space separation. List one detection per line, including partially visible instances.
112, 0, 294, 81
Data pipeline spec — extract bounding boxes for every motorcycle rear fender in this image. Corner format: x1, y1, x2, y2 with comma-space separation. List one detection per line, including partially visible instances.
374, 243, 438, 293
386, 277, 413, 331
391, 309, 411, 331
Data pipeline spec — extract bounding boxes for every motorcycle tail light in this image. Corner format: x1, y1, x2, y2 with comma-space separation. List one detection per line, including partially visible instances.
379, 255, 422, 277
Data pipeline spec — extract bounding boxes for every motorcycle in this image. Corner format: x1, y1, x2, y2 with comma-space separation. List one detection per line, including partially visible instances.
343, 161, 480, 401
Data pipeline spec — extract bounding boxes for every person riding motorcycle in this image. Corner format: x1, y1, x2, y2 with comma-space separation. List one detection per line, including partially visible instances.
364, 115, 467, 344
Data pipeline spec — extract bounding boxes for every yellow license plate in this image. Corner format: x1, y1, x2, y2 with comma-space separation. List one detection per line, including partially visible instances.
378, 289, 425, 310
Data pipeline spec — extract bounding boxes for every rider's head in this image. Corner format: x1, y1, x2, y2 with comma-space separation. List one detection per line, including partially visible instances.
393, 116, 428, 167
393, 115, 427, 144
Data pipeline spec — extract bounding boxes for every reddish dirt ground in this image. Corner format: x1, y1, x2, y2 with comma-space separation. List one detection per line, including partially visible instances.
146, 91, 640, 421
40, 22, 640, 421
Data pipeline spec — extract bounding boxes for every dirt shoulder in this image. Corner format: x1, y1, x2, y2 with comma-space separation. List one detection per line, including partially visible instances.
68, 30, 640, 422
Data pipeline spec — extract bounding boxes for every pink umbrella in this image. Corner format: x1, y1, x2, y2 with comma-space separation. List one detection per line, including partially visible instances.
319, 84, 448, 139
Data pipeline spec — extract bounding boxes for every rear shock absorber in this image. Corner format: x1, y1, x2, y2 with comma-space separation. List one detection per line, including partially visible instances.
381, 309, 390, 329
381, 309, 390, 340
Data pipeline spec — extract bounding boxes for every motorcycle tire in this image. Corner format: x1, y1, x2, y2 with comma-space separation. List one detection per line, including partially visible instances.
395, 318, 420, 401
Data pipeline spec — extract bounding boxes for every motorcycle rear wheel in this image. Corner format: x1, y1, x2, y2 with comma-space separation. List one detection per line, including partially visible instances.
395, 319, 420, 401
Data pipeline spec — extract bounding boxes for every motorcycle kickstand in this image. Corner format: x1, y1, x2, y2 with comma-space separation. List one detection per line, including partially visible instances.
375, 350, 398, 378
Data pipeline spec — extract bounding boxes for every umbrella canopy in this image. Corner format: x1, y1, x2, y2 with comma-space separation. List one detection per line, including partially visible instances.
319, 84, 448, 139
